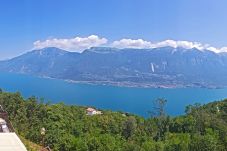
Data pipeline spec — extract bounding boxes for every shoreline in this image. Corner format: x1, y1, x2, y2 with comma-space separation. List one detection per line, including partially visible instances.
63, 79, 223, 89
35, 75, 225, 89
2, 71, 223, 89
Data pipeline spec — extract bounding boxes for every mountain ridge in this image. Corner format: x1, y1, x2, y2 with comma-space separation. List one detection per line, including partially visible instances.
0, 46, 227, 88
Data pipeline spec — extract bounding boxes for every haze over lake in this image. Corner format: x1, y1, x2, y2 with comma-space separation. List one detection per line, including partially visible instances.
0, 71, 226, 117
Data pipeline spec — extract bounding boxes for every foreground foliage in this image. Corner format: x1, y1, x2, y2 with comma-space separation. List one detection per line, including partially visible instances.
0, 90, 226, 151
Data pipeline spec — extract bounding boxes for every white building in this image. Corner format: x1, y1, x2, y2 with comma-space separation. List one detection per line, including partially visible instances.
86, 108, 102, 116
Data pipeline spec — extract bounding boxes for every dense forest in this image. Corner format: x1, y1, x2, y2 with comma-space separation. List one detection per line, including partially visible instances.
0, 89, 226, 151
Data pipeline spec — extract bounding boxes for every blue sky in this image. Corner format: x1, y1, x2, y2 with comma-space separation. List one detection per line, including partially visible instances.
1, 0, 227, 59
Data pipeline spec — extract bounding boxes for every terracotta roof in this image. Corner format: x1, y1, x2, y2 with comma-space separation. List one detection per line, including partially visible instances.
86, 108, 96, 112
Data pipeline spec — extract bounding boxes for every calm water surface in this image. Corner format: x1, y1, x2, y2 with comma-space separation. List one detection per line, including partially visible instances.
0, 72, 226, 117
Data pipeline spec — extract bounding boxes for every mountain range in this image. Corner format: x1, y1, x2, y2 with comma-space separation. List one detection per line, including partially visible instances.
0, 46, 227, 88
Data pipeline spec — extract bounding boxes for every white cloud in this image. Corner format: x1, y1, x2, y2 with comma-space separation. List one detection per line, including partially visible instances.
33, 35, 227, 53
112, 39, 152, 49
33, 35, 108, 52
207, 47, 219, 53
112, 39, 205, 50
111, 38, 227, 53
220, 47, 227, 52
154, 40, 204, 50
206, 46, 227, 53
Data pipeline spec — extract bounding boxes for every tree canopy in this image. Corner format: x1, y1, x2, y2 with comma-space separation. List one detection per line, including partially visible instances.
0, 91, 226, 151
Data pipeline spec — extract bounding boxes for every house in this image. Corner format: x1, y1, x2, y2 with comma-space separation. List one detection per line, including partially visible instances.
86, 108, 102, 116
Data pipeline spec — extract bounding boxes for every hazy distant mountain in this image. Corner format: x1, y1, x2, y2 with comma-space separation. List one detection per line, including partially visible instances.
1, 46, 227, 88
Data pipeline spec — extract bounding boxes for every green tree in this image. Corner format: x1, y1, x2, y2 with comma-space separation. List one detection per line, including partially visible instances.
122, 116, 137, 140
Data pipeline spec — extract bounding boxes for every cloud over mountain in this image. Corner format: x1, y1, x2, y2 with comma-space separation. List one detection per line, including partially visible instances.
33, 35, 108, 52
33, 35, 227, 53
112, 39, 152, 49
112, 39, 207, 50
112, 38, 227, 53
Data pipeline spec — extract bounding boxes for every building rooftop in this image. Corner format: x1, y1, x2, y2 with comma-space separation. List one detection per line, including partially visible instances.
0, 105, 27, 151
0, 133, 27, 151
86, 108, 96, 112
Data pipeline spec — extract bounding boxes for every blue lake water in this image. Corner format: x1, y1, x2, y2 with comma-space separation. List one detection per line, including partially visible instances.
0, 72, 226, 117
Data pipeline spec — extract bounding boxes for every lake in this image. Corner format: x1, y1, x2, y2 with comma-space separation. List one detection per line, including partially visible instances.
0, 72, 226, 117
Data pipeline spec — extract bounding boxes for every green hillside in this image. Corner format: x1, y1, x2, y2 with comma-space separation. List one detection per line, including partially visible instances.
0, 90, 226, 151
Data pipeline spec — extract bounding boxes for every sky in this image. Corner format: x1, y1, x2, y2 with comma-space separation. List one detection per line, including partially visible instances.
1, 0, 227, 59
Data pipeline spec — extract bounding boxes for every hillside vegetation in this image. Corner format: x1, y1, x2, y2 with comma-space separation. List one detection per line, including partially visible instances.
0, 90, 226, 151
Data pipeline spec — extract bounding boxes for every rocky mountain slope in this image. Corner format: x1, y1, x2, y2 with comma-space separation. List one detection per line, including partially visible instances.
0, 47, 227, 88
